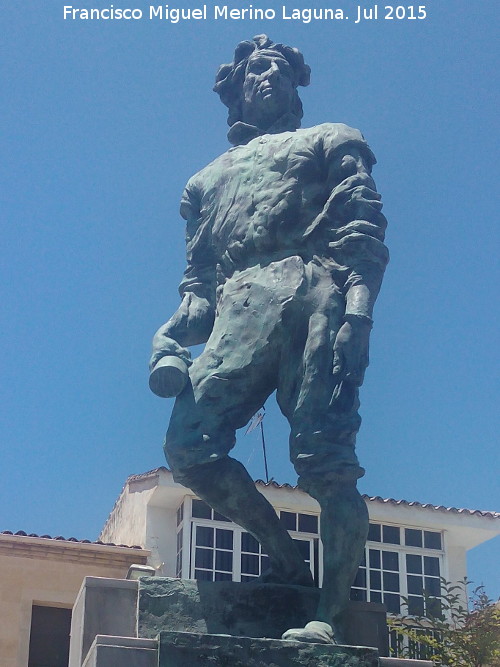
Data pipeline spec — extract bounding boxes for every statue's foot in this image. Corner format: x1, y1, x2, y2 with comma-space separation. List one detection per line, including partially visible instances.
251, 565, 315, 588
282, 621, 336, 644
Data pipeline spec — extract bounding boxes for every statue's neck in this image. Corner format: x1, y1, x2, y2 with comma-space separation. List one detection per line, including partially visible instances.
227, 112, 301, 146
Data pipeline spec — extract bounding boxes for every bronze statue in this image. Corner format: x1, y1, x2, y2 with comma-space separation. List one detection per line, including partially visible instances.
150, 35, 388, 643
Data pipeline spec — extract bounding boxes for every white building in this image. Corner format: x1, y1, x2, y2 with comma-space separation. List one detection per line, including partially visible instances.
100, 466, 500, 622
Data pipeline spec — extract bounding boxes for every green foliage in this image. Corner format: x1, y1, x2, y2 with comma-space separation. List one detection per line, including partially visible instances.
388, 579, 500, 666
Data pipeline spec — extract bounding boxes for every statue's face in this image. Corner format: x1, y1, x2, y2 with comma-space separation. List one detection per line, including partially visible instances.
241, 51, 295, 128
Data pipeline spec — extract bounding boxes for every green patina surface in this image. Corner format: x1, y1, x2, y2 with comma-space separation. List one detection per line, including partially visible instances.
158, 631, 380, 667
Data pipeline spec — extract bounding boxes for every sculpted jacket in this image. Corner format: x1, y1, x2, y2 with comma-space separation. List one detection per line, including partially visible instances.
176, 121, 389, 330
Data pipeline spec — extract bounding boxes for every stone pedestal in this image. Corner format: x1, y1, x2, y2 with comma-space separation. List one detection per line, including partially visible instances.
138, 576, 389, 654
69, 576, 434, 667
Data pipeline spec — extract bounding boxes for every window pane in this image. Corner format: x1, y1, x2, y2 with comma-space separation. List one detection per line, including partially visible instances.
424, 556, 440, 577
280, 511, 297, 531
382, 551, 399, 571
369, 549, 381, 569
383, 572, 400, 592
213, 511, 231, 522
176, 553, 182, 577
408, 595, 425, 616
384, 593, 401, 614
426, 597, 443, 619
195, 569, 213, 581
424, 577, 441, 596
371, 591, 382, 603
293, 538, 311, 561
406, 554, 422, 574
214, 571, 232, 581
241, 553, 260, 575
407, 575, 424, 595
242, 532, 259, 553
370, 570, 382, 590
241, 575, 257, 582
298, 514, 318, 534
405, 529, 422, 547
383, 525, 400, 545
192, 499, 212, 519
350, 588, 367, 602
216, 529, 233, 550
424, 531, 442, 550
353, 568, 366, 588
196, 526, 214, 547
215, 550, 233, 572
176, 504, 184, 526
368, 523, 381, 542
195, 547, 213, 569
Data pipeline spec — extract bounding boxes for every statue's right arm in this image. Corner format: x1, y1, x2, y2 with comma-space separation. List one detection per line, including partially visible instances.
149, 180, 216, 372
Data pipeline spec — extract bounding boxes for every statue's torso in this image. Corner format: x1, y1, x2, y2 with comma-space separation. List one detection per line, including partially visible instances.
182, 123, 374, 275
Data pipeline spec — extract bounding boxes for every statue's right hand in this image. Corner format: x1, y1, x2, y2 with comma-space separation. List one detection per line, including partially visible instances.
149, 325, 192, 371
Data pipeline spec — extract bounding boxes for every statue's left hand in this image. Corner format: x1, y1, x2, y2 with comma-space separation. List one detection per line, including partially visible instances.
332, 320, 371, 387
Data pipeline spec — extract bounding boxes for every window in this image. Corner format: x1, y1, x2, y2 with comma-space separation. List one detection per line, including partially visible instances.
350, 523, 444, 619
176, 527, 183, 578
279, 511, 319, 534
368, 549, 401, 614
176, 501, 186, 578
406, 554, 441, 617
28, 605, 72, 667
188, 501, 319, 583
240, 532, 270, 582
405, 528, 442, 550
192, 499, 230, 522
193, 525, 234, 581
368, 522, 400, 544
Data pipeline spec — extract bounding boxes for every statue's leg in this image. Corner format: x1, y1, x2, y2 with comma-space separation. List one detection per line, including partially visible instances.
277, 264, 368, 642
164, 269, 313, 586
295, 475, 368, 642
175, 457, 314, 586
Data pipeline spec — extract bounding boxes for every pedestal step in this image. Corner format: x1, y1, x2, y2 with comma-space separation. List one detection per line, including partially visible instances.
82, 635, 157, 667
158, 631, 380, 667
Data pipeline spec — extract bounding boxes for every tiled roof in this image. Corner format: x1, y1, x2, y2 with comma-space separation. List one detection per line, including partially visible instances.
126, 466, 500, 520
360, 496, 500, 519
0, 530, 143, 549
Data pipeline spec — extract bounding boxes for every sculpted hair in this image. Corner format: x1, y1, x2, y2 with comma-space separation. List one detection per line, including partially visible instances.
214, 34, 311, 127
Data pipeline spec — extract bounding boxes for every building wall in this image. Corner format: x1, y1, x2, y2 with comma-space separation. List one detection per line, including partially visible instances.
0, 535, 148, 667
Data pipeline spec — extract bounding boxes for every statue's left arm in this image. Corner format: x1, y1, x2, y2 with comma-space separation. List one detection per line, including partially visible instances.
319, 133, 389, 387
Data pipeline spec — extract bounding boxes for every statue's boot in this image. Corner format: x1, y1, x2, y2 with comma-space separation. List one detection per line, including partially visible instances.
282, 621, 336, 644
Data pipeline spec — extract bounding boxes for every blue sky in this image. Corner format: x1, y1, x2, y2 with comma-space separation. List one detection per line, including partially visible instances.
2, 1, 499, 598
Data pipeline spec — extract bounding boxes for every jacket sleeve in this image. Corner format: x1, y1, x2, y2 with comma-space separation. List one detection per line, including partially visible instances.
320, 124, 389, 320
150, 179, 216, 370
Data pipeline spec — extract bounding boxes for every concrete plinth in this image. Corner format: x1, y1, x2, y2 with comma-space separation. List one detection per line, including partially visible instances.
158, 631, 380, 667
69, 577, 138, 667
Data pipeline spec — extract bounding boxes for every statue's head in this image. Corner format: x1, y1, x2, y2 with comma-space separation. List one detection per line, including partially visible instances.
214, 35, 311, 131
